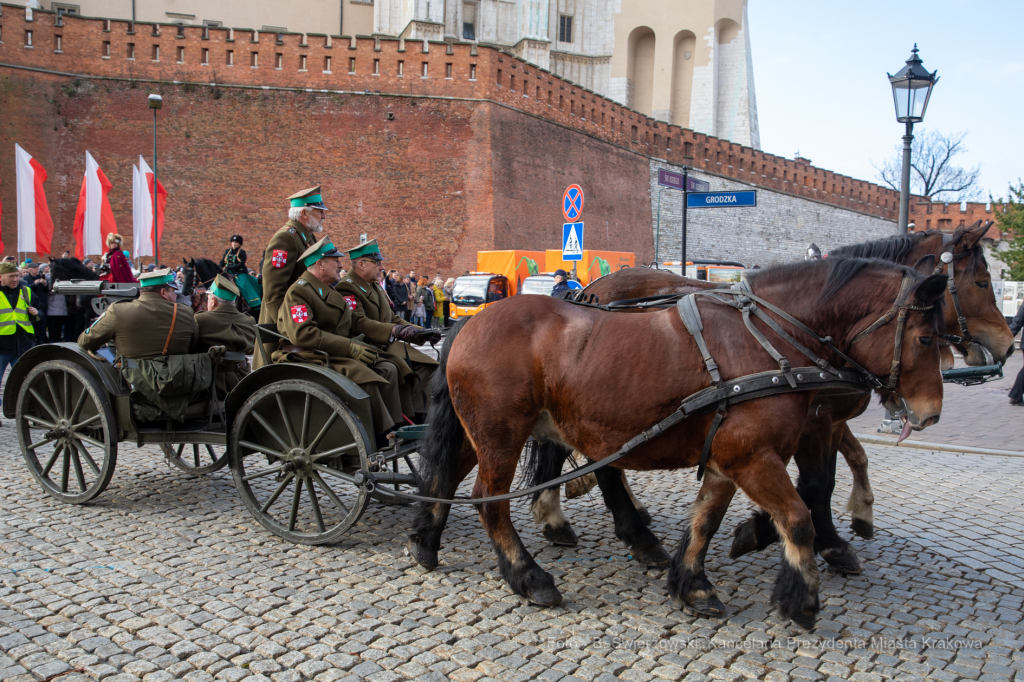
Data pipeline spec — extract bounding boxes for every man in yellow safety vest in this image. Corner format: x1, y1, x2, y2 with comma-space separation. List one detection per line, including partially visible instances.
0, 261, 41, 423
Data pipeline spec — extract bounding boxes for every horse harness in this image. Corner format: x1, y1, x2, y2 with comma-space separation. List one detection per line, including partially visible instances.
375, 274, 933, 505
934, 236, 976, 348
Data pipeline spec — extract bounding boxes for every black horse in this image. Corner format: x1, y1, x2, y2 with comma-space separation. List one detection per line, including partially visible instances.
181, 258, 223, 313
49, 257, 101, 340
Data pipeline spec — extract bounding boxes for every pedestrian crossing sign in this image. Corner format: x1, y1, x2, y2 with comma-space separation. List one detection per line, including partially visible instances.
562, 222, 584, 261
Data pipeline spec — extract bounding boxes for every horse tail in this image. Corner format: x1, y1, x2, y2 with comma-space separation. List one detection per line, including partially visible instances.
409, 316, 471, 569
525, 440, 572, 506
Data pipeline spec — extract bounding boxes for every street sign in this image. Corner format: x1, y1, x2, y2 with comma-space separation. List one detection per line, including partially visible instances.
566, 280, 583, 291
562, 185, 584, 221
658, 169, 709, 193
562, 222, 584, 261
687, 190, 757, 208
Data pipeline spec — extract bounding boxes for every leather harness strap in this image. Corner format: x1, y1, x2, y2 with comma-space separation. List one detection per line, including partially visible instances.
162, 304, 179, 356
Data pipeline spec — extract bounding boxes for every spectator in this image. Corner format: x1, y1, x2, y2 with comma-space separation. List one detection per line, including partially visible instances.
410, 292, 426, 327
0, 262, 40, 423
392, 273, 409, 320
46, 264, 72, 342
405, 275, 417, 320
443, 277, 455, 325
21, 262, 48, 343
1008, 302, 1023, 406
416, 277, 435, 329
432, 277, 446, 328
550, 269, 571, 298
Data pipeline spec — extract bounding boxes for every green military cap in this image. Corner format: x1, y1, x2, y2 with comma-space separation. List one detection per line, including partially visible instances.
287, 185, 329, 211
347, 239, 384, 262
300, 236, 345, 268
209, 274, 240, 301
0, 262, 19, 275
138, 268, 175, 288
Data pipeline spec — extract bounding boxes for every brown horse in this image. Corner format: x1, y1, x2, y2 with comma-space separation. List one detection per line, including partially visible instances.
528, 221, 1015, 572
410, 258, 948, 628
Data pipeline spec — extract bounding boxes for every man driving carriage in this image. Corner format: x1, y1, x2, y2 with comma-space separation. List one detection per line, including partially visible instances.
271, 237, 404, 440
336, 240, 441, 422
196, 274, 256, 395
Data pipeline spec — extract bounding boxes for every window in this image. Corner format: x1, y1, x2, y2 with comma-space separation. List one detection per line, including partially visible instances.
684, 141, 693, 157
152, 44, 159, 60
349, 57, 356, 73
373, 58, 380, 75
558, 94, 563, 111
397, 60, 404, 76
300, 54, 307, 71
203, 20, 222, 27
445, 62, 452, 78
176, 45, 184, 62
469, 63, 476, 80
276, 53, 283, 69
151, 24, 159, 36
226, 49, 233, 66
422, 61, 428, 77
510, 75, 514, 91
103, 41, 110, 57
497, 69, 502, 86
201, 48, 209, 64
323, 55, 331, 72
26, 30, 33, 47
51, 3, 80, 15
128, 42, 135, 59
251, 51, 258, 67
462, 2, 476, 40
54, 35, 62, 52
558, 15, 573, 43
103, 19, 111, 31
536, 85, 541, 99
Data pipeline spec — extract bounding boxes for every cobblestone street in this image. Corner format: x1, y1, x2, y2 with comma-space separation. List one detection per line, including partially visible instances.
1, 428, 1022, 682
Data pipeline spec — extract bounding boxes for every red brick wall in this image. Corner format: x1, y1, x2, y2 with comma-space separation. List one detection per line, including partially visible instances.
910, 201, 1007, 241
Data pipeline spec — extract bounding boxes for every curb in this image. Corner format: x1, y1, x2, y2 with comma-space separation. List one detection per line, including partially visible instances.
853, 433, 1024, 459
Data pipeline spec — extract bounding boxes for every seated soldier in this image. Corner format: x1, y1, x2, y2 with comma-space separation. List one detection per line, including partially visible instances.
271, 237, 404, 440
78, 269, 207, 422
196, 274, 257, 396
335, 240, 441, 422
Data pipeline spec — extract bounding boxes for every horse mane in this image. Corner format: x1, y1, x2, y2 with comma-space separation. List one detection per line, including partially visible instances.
190, 258, 222, 285
747, 257, 919, 305
830, 224, 988, 277
50, 257, 98, 281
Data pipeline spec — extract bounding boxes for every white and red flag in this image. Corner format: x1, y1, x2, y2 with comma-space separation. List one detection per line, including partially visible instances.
15, 144, 55, 255
133, 156, 167, 258
72, 151, 118, 258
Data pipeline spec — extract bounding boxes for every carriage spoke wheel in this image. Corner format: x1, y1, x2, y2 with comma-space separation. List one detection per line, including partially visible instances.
160, 442, 228, 476
16, 360, 117, 504
229, 380, 372, 545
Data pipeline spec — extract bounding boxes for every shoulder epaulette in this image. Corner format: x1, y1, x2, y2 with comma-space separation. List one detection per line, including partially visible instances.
297, 279, 308, 286
288, 227, 297, 235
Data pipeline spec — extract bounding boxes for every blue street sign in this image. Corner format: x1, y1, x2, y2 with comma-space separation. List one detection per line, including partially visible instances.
566, 280, 583, 290
562, 222, 584, 261
658, 169, 709, 193
687, 191, 757, 208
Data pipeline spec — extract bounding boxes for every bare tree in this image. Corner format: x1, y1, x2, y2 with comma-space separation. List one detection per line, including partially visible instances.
873, 130, 983, 202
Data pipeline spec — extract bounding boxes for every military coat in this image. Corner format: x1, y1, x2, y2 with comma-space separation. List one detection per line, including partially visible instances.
258, 220, 318, 325
335, 272, 438, 380
271, 270, 386, 386
78, 290, 198, 359
196, 305, 257, 394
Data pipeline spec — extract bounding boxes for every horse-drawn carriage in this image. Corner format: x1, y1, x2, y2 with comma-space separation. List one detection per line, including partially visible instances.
3, 280, 422, 546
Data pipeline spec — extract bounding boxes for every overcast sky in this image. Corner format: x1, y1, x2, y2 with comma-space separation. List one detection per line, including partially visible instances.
748, 0, 1023, 201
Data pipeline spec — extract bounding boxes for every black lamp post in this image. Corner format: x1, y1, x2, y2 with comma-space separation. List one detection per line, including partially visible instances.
148, 93, 162, 265
888, 45, 938, 234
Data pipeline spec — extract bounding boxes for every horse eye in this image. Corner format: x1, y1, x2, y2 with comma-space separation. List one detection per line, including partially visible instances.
919, 336, 933, 346
975, 281, 989, 289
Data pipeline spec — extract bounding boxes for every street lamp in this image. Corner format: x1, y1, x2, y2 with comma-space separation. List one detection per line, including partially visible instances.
148, 93, 163, 266
888, 45, 938, 234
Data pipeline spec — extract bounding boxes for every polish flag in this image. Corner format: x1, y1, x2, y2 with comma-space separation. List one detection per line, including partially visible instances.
0, 179, 4, 255
72, 151, 118, 258
15, 144, 55, 255
134, 156, 166, 258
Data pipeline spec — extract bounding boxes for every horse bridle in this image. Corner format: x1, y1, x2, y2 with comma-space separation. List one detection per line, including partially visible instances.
933, 242, 975, 348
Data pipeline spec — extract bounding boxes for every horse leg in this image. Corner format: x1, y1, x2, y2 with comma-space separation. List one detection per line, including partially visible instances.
408, 440, 477, 569
798, 427, 861, 575
528, 442, 579, 547
475, 442, 562, 606
621, 473, 653, 526
840, 424, 875, 538
731, 454, 820, 630
666, 469, 736, 617
595, 467, 670, 568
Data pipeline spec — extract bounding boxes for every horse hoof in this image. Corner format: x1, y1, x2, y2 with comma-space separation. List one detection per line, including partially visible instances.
637, 507, 653, 527
633, 544, 671, 569
821, 548, 863, 575
406, 538, 438, 570
681, 594, 727, 618
729, 518, 762, 559
526, 583, 563, 607
789, 609, 817, 631
850, 518, 875, 539
542, 524, 579, 547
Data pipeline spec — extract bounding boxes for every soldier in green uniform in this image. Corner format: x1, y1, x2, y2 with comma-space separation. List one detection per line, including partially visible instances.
196, 274, 257, 395
78, 269, 197, 358
255, 186, 328, 367
272, 237, 404, 438
335, 240, 441, 421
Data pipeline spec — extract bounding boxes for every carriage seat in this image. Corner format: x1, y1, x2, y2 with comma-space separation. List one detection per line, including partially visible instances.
120, 351, 230, 423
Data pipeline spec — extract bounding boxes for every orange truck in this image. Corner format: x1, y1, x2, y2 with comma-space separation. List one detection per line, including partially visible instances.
545, 250, 635, 286
450, 250, 545, 318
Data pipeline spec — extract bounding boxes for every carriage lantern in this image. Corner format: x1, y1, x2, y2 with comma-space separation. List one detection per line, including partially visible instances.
888, 45, 938, 235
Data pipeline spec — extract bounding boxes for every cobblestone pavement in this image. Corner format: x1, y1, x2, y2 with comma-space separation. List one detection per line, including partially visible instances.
1, 434, 1023, 682
848, 350, 1023, 452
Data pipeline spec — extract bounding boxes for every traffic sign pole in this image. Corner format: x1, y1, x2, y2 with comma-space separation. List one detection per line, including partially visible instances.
681, 167, 688, 271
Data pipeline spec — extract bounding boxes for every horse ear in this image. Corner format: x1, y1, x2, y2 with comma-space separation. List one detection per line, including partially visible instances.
913, 274, 947, 306
963, 220, 992, 250
911, 255, 935, 275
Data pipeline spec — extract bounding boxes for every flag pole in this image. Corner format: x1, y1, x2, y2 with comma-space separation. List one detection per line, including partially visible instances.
148, 94, 163, 267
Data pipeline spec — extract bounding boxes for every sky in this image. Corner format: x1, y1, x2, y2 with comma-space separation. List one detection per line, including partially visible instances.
747, 0, 1023, 202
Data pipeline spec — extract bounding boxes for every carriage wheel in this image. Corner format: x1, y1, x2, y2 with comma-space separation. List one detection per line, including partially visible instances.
229, 380, 372, 545
16, 360, 118, 504
160, 442, 228, 476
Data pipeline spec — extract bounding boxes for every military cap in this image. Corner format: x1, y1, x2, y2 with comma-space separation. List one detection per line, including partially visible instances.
347, 239, 385, 262
0, 262, 19, 275
209, 274, 239, 301
300, 236, 344, 268
138, 268, 175, 288
287, 185, 329, 211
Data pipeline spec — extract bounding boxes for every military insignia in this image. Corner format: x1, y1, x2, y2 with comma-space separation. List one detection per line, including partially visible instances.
271, 250, 288, 268
288, 227, 296, 235
290, 304, 309, 323
343, 295, 358, 311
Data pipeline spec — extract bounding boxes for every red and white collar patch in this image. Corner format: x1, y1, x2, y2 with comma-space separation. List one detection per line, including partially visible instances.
271, 250, 288, 268
290, 304, 309, 323
343, 295, 358, 311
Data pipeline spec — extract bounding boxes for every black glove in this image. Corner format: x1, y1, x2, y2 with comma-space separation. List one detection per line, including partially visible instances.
392, 325, 442, 345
